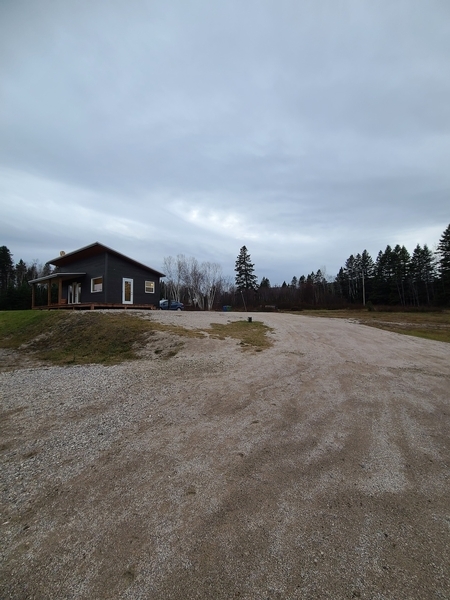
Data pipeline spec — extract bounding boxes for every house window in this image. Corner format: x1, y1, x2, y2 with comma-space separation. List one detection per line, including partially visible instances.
145, 281, 155, 294
91, 276, 103, 292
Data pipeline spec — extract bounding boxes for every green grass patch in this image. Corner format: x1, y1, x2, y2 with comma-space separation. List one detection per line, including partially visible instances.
0, 311, 67, 348
298, 309, 450, 344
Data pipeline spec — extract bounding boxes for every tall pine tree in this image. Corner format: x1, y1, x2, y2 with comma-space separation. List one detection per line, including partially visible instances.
0, 246, 15, 292
437, 223, 450, 303
235, 246, 258, 291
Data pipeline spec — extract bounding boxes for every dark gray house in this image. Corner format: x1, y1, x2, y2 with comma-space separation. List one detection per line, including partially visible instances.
29, 242, 164, 310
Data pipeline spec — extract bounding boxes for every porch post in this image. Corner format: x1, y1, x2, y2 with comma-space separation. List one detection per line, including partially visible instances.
31, 284, 35, 309
58, 278, 62, 304
47, 281, 52, 306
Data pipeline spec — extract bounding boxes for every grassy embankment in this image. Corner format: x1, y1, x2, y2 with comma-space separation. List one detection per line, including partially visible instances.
300, 309, 450, 344
0, 311, 272, 366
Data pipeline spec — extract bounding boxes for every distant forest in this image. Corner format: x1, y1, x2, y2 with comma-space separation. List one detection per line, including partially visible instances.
248, 223, 450, 309
1, 223, 449, 310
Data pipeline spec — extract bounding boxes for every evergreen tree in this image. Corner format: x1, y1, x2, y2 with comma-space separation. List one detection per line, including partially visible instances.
360, 249, 374, 305
258, 276, 271, 304
392, 245, 410, 305
410, 244, 436, 305
0, 246, 15, 292
437, 223, 450, 303
373, 246, 395, 304
235, 246, 258, 291
335, 267, 347, 300
344, 254, 358, 301
15, 259, 28, 287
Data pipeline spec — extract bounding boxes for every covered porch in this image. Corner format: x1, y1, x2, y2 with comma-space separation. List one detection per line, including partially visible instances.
28, 272, 86, 309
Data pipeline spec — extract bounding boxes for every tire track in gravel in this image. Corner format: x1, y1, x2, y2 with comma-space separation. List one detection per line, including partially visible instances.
1, 312, 449, 600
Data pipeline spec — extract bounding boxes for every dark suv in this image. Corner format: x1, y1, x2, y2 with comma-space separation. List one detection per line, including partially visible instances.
159, 299, 184, 310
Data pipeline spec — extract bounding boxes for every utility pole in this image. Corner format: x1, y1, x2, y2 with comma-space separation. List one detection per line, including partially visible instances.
240, 290, 247, 311
362, 270, 366, 306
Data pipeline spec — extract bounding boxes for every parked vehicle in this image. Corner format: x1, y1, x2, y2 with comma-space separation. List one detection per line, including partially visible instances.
159, 299, 184, 311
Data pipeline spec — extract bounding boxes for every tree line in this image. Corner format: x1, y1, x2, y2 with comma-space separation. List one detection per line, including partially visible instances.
0, 247, 52, 309
246, 223, 450, 309
1, 223, 449, 310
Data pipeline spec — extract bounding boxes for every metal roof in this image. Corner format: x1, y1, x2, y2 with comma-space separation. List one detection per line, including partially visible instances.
28, 273, 86, 284
48, 242, 165, 277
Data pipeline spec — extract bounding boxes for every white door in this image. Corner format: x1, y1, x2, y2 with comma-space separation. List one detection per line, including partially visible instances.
122, 278, 133, 304
68, 282, 81, 304
74, 283, 81, 303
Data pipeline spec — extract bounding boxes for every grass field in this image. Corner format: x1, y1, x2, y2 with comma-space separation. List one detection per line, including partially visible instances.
299, 309, 450, 344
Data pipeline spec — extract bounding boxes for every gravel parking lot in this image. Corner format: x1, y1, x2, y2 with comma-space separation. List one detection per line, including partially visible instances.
1, 311, 449, 599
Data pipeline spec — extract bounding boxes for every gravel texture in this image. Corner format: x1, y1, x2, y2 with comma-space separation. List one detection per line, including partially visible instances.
1, 311, 449, 599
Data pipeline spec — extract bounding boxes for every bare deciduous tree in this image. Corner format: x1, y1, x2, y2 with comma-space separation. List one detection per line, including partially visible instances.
163, 255, 223, 309
202, 261, 222, 310
163, 255, 185, 302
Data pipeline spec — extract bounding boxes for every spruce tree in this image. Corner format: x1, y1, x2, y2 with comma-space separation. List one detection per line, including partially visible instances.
235, 246, 258, 291
437, 223, 450, 302
0, 246, 14, 292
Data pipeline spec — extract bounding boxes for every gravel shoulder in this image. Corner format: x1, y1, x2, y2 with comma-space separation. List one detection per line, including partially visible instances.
1, 311, 449, 599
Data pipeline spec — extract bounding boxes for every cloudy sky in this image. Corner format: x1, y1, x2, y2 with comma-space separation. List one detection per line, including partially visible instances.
1, 0, 449, 284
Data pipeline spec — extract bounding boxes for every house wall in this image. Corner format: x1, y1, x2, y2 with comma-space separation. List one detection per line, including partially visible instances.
57, 252, 160, 305
105, 252, 160, 304
59, 254, 107, 303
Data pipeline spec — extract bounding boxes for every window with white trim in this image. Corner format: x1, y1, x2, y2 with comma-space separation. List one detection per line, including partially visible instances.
145, 281, 155, 294
91, 276, 103, 292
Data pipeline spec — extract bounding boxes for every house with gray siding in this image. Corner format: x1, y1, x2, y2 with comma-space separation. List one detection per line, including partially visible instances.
29, 242, 164, 309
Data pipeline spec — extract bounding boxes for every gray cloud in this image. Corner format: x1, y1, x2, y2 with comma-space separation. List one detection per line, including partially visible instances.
1, 0, 449, 284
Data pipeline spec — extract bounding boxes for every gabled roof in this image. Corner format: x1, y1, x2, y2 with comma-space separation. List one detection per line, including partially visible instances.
48, 242, 165, 277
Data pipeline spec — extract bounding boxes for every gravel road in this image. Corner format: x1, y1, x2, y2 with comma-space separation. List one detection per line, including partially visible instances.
1, 311, 449, 599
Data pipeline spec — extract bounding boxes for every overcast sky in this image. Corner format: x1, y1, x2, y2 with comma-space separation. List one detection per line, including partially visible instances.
1, 0, 449, 284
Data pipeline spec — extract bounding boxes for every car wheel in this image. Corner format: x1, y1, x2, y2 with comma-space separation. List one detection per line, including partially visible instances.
177, 307, 182, 311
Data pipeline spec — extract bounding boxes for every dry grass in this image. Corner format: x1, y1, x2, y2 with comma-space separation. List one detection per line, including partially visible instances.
147, 319, 273, 354
0, 311, 274, 366
148, 322, 206, 339
299, 309, 450, 343
207, 320, 274, 351
0, 312, 156, 365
